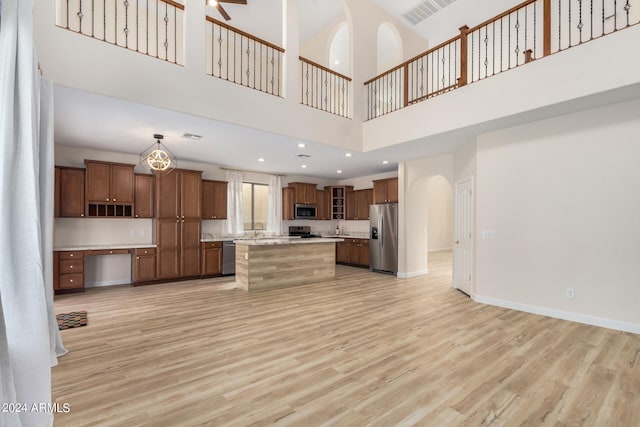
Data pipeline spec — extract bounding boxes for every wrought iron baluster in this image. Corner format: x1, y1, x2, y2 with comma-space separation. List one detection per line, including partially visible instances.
253, 40, 256, 89
174, 6, 177, 63
470, 31, 474, 82
500, 18, 503, 72
624, 0, 631, 27
515, 10, 520, 66
124, 0, 129, 48
78, 0, 83, 33
155, 0, 158, 57
559, 0, 563, 49
115, 0, 118, 44
614, 0, 618, 30
145, 0, 148, 53
492, 21, 496, 75
601, 0, 605, 37
226, 28, 230, 81
590, 0, 594, 39
163, 2, 168, 60
533, 2, 537, 57
508, 14, 512, 68
259, 44, 263, 92
525, 6, 528, 57
104, 0, 107, 41
92, 0, 95, 37
578, 0, 583, 43
568, 0, 572, 46
240, 36, 243, 85
134, 0, 137, 51
484, 25, 489, 77
66, 0, 70, 29
270, 49, 274, 94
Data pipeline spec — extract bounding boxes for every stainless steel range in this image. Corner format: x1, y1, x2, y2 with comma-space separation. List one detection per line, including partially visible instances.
288, 226, 321, 239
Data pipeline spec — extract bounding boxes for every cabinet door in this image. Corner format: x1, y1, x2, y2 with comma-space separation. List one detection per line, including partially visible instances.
316, 190, 326, 220
387, 178, 398, 203
201, 180, 215, 219
156, 218, 180, 279
202, 247, 222, 275
181, 218, 201, 277
85, 162, 111, 203
135, 254, 157, 282
282, 187, 294, 220
358, 240, 370, 267
212, 181, 228, 219
336, 241, 349, 263
345, 191, 356, 220
373, 180, 388, 204
305, 184, 317, 205
110, 164, 134, 203
134, 174, 154, 218
155, 170, 180, 218
357, 189, 373, 220
181, 171, 202, 219
59, 168, 85, 217
54, 167, 61, 218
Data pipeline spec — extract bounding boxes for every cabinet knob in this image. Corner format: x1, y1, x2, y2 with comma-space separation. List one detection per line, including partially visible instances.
70, 265, 74, 269
135, 215, 139, 218
113, 198, 117, 202
80, 214, 84, 217
144, 250, 148, 254
70, 254, 74, 257
109, 251, 113, 254
136, 256, 140, 260
70, 279, 74, 283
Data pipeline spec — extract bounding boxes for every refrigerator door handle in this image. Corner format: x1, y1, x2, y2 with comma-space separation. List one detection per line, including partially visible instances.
380, 216, 384, 248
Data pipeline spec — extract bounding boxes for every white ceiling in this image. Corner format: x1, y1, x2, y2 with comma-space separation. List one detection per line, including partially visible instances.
54, 0, 467, 180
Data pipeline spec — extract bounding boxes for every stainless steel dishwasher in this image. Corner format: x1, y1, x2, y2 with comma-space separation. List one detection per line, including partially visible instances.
222, 241, 236, 275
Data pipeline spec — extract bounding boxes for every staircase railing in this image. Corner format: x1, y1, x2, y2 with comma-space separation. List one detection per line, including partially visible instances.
365, 0, 640, 120
56, 0, 185, 65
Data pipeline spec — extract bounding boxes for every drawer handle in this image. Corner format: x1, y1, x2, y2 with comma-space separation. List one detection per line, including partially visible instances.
69, 279, 74, 283
70, 265, 73, 269
136, 256, 140, 260
70, 254, 74, 257
144, 250, 148, 254
109, 251, 113, 254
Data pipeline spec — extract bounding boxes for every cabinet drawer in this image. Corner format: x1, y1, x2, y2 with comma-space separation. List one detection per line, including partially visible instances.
60, 260, 84, 274
135, 248, 156, 256
201, 242, 223, 249
59, 251, 84, 260
59, 273, 84, 289
87, 249, 131, 256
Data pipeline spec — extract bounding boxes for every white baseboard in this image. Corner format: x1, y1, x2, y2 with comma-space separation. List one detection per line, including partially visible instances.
85, 279, 131, 288
473, 294, 640, 335
397, 269, 429, 279
428, 247, 452, 253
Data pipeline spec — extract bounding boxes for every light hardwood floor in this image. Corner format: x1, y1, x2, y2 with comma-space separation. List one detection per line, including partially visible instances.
52, 251, 640, 426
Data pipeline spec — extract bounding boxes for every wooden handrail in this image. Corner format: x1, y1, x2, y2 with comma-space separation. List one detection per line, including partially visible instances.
299, 57, 352, 82
363, 34, 461, 85
160, 0, 184, 10
205, 16, 285, 53
467, 0, 538, 33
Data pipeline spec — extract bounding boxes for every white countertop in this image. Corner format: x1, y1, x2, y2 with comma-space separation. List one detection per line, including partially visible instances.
234, 237, 344, 246
54, 244, 157, 251
201, 236, 300, 242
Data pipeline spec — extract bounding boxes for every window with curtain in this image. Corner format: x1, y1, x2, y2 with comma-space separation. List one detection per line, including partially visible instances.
242, 183, 268, 230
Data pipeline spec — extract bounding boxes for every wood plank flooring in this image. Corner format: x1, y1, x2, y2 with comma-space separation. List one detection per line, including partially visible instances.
52, 251, 640, 426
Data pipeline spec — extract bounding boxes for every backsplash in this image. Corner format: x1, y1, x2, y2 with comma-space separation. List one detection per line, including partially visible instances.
54, 218, 153, 247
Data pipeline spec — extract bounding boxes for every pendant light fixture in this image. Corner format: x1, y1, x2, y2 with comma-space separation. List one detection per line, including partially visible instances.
140, 134, 177, 172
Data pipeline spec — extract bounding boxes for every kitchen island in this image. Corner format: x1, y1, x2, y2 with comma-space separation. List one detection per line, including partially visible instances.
234, 238, 343, 291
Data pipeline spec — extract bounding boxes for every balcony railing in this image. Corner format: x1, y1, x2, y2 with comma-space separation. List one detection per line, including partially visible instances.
365, 0, 640, 120
56, 0, 185, 65
299, 57, 352, 118
206, 16, 284, 97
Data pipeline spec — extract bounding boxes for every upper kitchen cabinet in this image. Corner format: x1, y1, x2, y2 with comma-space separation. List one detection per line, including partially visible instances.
282, 187, 295, 220
347, 189, 373, 220
155, 169, 202, 219
56, 166, 85, 217
288, 182, 317, 205
85, 160, 134, 204
315, 189, 331, 220
134, 174, 154, 218
373, 177, 398, 204
201, 180, 228, 220
326, 186, 353, 220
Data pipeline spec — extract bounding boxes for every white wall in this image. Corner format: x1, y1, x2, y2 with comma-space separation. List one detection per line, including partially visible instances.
426, 175, 453, 252
475, 97, 640, 332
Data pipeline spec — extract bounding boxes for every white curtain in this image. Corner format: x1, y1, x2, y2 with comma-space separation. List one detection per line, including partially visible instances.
0, 0, 65, 425
225, 170, 244, 236
267, 175, 283, 236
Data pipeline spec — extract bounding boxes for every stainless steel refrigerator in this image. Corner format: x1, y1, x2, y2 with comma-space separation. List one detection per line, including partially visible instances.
369, 203, 398, 275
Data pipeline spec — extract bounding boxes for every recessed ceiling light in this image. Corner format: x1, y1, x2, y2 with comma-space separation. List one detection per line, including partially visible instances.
382, 160, 389, 164
337, 170, 342, 174
345, 153, 352, 157
301, 164, 307, 168
298, 143, 306, 148
208, 0, 218, 6
258, 158, 265, 162
334, 60, 340, 65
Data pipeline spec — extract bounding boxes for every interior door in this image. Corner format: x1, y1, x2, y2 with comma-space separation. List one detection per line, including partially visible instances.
454, 178, 473, 295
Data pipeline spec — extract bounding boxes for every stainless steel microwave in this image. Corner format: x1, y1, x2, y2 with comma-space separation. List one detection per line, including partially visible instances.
294, 204, 317, 219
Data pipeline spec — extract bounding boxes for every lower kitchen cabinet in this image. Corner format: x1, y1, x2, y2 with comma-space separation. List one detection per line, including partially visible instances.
156, 218, 201, 280
54, 251, 85, 292
201, 241, 223, 277
336, 238, 370, 268
132, 248, 157, 284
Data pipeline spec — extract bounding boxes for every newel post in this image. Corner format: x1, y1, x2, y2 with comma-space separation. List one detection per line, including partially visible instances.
458, 25, 469, 87
543, 0, 551, 56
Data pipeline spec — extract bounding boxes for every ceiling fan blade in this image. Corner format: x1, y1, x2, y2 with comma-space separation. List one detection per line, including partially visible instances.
219, 0, 247, 4
215, 3, 231, 20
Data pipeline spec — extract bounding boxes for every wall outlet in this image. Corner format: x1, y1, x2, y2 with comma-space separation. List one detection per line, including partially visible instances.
566, 288, 575, 299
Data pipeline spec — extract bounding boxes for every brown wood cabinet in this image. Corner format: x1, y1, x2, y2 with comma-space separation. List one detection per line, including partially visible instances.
132, 248, 156, 283
134, 174, 154, 218
288, 182, 317, 205
85, 160, 135, 204
201, 241, 223, 277
54, 251, 85, 291
155, 169, 202, 219
373, 177, 398, 204
202, 180, 228, 220
345, 191, 356, 220
336, 238, 370, 268
326, 186, 353, 220
56, 167, 85, 217
345, 189, 372, 221
315, 189, 331, 220
282, 187, 295, 220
